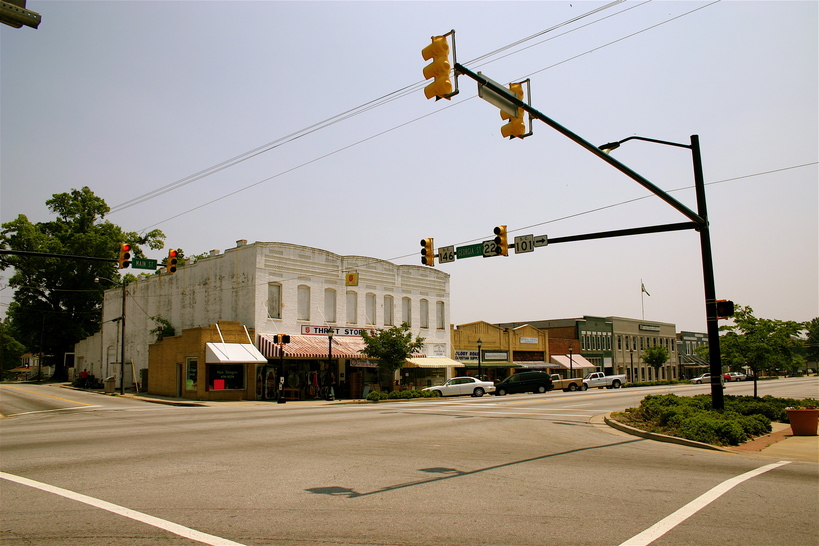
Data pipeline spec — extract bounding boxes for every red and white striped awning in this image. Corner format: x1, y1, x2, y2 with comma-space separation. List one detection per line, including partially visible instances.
257, 333, 427, 361
257, 334, 368, 359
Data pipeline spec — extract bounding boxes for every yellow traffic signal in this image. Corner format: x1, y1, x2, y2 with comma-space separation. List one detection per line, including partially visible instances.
118, 243, 131, 269
420, 238, 435, 266
422, 36, 452, 100
166, 249, 178, 274
494, 226, 508, 256
500, 83, 525, 139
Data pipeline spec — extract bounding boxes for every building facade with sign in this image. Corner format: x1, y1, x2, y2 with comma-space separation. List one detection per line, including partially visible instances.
74, 241, 452, 401
607, 316, 678, 382
450, 321, 553, 383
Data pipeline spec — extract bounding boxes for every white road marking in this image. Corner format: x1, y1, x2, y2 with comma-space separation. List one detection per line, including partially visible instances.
619, 461, 792, 545
0, 471, 246, 546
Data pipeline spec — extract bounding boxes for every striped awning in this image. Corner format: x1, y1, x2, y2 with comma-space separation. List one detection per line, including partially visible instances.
258, 334, 368, 359
404, 357, 461, 368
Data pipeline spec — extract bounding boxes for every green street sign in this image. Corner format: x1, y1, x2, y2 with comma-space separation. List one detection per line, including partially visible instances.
131, 258, 158, 270
456, 243, 483, 259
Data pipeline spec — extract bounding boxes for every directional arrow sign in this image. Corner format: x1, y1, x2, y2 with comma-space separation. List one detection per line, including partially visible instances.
533, 235, 549, 248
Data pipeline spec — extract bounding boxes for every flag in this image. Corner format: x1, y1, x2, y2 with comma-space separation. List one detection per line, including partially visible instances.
641, 282, 650, 296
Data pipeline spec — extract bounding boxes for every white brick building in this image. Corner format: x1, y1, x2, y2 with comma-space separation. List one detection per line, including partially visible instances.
74, 241, 452, 398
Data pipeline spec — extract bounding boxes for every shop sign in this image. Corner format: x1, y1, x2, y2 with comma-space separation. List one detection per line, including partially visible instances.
519, 337, 538, 344
301, 325, 378, 336
483, 351, 509, 361
639, 324, 661, 332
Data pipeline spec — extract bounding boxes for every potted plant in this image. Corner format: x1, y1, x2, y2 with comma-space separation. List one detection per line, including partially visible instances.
785, 405, 819, 436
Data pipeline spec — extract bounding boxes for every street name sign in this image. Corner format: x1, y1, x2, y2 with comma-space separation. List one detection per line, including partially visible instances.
456, 243, 483, 259
131, 258, 158, 270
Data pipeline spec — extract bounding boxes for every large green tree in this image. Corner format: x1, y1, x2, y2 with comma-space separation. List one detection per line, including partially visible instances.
0, 187, 164, 379
719, 305, 805, 397
360, 323, 424, 389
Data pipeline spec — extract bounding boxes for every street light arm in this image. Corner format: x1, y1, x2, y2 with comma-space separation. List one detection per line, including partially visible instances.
599, 136, 692, 153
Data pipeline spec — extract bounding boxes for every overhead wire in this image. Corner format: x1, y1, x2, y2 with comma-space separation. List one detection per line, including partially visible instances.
112, 0, 635, 217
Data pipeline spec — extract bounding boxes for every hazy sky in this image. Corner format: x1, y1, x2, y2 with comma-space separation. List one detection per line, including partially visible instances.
2, 0, 817, 333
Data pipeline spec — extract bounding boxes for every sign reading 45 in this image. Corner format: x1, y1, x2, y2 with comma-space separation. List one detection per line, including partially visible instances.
482, 240, 498, 257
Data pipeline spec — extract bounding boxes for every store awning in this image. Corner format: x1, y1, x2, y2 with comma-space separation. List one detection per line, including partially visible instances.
550, 354, 596, 370
458, 361, 521, 368
258, 334, 370, 359
404, 357, 462, 368
516, 362, 549, 369
205, 342, 267, 364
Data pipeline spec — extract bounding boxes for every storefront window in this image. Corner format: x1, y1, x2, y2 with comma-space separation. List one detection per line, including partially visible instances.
365, 293, 376, 324
420, 299, 429, 329
346, 291, 357, 323
324, 289, 336, 322
298, 285, 311, 320
186, 358, 197, 391
208, 364, 245, 390
267, 283, 281, 319
436, 301, 445, 330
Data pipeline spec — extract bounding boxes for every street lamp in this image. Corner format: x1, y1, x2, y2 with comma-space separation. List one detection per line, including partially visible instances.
598, 135, 724, 409
95, 276, 127, 395
476, 338, 483, 379
629, 348, 635, 383
569, 345, 574, 379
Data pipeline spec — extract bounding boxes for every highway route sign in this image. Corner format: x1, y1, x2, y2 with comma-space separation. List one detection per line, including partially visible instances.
438, 245, 455, 263
514, 234, 534, 254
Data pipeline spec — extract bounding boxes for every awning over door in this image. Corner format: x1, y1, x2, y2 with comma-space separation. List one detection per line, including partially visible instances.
205, 342, 268, 364
404, 357, 461, 368
549, 354, 596, 370
258, 334, 369, 359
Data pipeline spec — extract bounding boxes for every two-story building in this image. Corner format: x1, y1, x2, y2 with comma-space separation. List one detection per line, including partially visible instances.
74, 241, 453, 401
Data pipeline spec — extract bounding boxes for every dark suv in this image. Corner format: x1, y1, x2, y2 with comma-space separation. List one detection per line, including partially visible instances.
494, 371, 553, 396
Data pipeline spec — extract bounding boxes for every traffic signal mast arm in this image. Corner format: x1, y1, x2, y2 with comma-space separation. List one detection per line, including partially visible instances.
454, 63, 705, 227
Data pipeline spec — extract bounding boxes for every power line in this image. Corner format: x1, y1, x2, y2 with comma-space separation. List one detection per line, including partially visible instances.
137, 1, 722, 233
112, 0, 637, 217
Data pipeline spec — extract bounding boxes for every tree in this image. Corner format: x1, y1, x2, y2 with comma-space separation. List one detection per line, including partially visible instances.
641, 345, 669, 380
719, 305, 805, 397
0, 187, 165, 380
360, 323, 424, 389
0, 317, 26, 377
805, 317, 819, 367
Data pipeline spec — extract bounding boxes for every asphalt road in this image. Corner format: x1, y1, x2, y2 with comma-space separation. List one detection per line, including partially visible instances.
1, 378, 817, 545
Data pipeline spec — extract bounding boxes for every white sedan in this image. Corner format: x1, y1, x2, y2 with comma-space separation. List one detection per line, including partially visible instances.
423, 377, 495, 397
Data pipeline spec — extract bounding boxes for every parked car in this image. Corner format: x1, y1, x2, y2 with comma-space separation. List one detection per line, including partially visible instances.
726, 371, 747, 382
494, 371, 553, 396
692, 373, 716, 384
423, 377, 495, 397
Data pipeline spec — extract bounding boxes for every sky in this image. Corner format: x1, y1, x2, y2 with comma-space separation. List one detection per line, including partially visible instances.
1, 0, 817, 334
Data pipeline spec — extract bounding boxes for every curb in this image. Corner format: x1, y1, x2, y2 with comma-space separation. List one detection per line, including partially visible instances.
603, 412, 732, 452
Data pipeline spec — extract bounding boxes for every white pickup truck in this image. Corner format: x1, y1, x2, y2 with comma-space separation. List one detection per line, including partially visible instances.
549, 374, 587, 392
583, 371, 627, 389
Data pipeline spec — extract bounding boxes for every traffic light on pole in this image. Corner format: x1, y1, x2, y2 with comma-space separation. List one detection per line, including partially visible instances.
422, 35, 453, 100
166, 249, 178, 274
494, 226, 508, 256
500, 83, 525, 139
118, 243, 131, 269
420, 238, 435, 266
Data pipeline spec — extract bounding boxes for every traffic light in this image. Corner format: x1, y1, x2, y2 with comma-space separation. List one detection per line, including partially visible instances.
274, 334, 291, 344
494, 226, 508, 256
117, 243, 131, 269
166, 249, 178, 274
420, 238, 435, 266
0, 0, 41, 29
422, 35, 453, 100
715, 300, 735, 319
500, 82, 526, 139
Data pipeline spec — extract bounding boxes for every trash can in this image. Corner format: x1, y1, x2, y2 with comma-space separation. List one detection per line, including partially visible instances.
104, 377, 116, 393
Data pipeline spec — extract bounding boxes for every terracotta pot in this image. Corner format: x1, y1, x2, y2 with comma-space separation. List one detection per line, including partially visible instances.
786, 409, 819, 436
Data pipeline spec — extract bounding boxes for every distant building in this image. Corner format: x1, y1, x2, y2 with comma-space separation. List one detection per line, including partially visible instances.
677, 331, 709, 379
